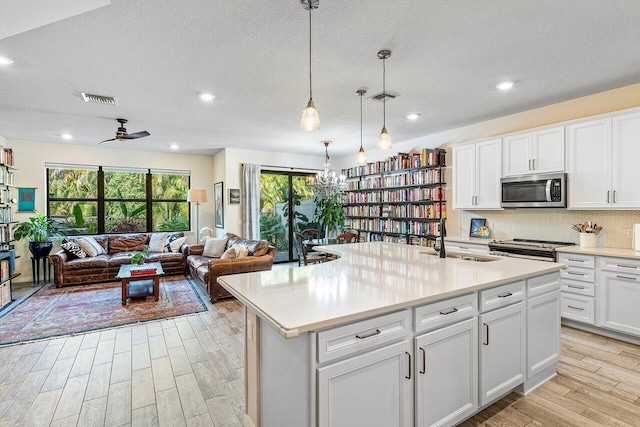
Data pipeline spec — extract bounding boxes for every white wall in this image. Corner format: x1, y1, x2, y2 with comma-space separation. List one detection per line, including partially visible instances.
7, 139, 215, 283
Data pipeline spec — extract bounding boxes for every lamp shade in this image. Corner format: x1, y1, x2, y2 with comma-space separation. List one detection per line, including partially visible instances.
187, 189, 207, 203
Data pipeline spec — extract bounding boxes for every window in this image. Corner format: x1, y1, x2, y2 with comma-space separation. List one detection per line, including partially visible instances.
47, 164, 190, 234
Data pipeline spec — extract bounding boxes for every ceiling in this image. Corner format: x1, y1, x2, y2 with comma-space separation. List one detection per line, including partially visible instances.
1, 1, 640, 158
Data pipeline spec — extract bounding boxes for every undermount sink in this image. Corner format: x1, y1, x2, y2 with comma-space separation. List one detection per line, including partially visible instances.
421, 251, 499, 262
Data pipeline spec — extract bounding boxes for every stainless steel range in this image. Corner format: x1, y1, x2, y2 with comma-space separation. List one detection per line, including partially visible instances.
489, 238, 574, 262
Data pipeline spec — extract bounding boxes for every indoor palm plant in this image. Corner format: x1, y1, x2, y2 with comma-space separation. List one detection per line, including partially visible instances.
13, 212, 64, 258
314, 194, 345, 238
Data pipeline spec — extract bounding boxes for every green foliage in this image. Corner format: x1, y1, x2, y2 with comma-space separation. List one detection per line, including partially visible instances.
130, 245, 151, 264
314, 194, 345, 232
13, 212, 65, 242
156, 212, 189, 231
260, 213, 287, 249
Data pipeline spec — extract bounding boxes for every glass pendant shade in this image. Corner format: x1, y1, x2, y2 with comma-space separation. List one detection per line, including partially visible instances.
377, 126, 392, 150
301, 99, 320, 131
357, 146, 367, 164
356, 89, 367, 164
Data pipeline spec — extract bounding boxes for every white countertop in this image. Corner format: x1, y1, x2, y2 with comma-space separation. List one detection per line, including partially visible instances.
556, 245, 640, 259
445, 236, 492, 245
218, 242, 564, 339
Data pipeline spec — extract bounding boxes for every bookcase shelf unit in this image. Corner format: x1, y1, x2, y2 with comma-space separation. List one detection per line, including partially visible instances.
0, 147, 16, 310
342, 148, 446, 247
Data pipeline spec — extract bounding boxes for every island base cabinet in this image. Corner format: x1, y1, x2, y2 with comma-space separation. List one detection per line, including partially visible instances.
415, 318, 478, 427
598, 271, 640, 336
527, 290, 561, 380
479, 302, 526, 406
317, 340, 413, 427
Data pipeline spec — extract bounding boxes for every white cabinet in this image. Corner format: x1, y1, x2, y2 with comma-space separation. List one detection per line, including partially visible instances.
503, 126, 565, 177
527, 290, 561, 379
452, 139, 502, 210
414, 318, 478, 427
479, 301, 526, 406
567, 112, 640, 209
558, 253, 596, 325
317, 340, 413, 427
445, 241, 490, 255
598, 270, 640, 336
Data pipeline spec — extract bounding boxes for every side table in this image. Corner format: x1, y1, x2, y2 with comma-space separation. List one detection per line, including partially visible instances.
32, 256, 51, 284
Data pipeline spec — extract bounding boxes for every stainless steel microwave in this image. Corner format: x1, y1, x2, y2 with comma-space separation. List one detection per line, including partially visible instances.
501, 173, 567, 208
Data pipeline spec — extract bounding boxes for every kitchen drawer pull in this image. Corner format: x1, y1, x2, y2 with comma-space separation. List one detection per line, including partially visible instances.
617, 264, 637, 269
497, 292, 513, 298
616, 275, 637, 281
567, 284, 585, 289
405, 352, 411, 379
567, 305, 584, 311
483, 323, 489, 345
567, 271, 585, 276
439, 307, 459, 316
419, 347, 426, 374
458, 246, 469, 250
567, 259, 585, 263
355, 329, 381, 340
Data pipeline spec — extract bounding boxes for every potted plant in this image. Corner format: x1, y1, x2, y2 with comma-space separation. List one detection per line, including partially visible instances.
313, 194, 345, 238
130, 245, 151, 265
13, 212, 64, 258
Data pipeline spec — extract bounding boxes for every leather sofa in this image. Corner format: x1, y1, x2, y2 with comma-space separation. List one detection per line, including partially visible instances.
49, 232, 187, 287
185, 232, 276, 302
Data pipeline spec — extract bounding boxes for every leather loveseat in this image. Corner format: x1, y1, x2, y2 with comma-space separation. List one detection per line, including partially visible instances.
49, 232, 187, 287
185, 232, 276, 302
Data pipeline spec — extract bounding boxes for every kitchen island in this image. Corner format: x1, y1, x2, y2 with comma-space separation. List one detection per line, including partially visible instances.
218, 242, 565, 427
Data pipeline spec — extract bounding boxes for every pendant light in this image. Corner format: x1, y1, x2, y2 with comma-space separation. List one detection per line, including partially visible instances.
377, 49, 392, 150
356, 89, 367, 164
301, 0, 320, 131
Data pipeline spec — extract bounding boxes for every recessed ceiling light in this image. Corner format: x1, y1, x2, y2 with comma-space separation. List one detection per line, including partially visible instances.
170, 144, 179, 150
199, 93, 215, 101
496, 81, 514, 90
61, 134, 73, 140
0, 56, 14, 65
406, 113, 421, 120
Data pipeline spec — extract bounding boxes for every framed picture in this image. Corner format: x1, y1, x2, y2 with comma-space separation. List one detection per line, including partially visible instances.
228, 188, 240, 204
17, 188, 36, 212
214, 182, 224, 228
469, 218, 486, 237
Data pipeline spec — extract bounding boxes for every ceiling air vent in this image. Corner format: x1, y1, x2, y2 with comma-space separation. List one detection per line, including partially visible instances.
81, 93, 118, 105
369, 91, 397, 101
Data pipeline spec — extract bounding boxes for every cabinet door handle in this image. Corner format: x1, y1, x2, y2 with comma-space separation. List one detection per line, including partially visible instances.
617, 264, 637, 269
568, 271, 586, 276
532, 159, 536, 170
613, 190, 617, 203
528, 159, 532, 170
567, 305, 584, 311
497, 292, 513, 298
439, 307, 458, 316
567, 284, 585, 289
607, 190, 610, 203
405, 352, 412, 379
355, 329, 381, 339
616, 275, 637, 281
483, 323, 489, 345
419, 347, 426, 374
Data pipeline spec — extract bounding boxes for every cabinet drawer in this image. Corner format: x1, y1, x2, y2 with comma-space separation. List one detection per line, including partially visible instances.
561, 279, 595, 297
414, 293, 477, 334
446, 243, 489, 255
598, 257, 640, 275
317, 309, 411, 364
558, 253, 595, 269
561, 293, 594, 324
560, 267, 595, 283
480, 281, 525, 313
527, 272, 561, 298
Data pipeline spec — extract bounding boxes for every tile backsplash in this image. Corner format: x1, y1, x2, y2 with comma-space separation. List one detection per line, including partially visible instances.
455, 209, 640, 248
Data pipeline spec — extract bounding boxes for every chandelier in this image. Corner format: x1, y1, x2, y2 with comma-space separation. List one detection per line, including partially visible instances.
309, 141, 346, 198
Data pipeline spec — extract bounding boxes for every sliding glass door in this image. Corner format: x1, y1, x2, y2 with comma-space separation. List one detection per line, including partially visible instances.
260, 171, 316, 263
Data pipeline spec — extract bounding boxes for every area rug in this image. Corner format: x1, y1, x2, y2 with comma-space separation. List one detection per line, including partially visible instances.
0, 275, 208, 345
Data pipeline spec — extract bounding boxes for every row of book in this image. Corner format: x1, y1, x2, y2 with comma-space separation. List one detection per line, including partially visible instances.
343, 148, 446, 178
0, 207, 12, 223
344, 187, 445, 204
0, 169, 14, 186
346, 169, 442, 190
0, 259, 10, 282
345, 219, 442, 236
0, 224, 12, 243
366, 234, 437, 247
130, 266, 158, 276
345, 203, 446, 219
0, 147, 14, 167
0, 188, 11, 205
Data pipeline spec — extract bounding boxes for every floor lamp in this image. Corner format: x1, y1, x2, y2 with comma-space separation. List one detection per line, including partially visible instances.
187, 189, 207, 243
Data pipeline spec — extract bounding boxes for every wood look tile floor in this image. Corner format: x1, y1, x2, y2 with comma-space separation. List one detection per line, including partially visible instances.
1, 278, 640, 426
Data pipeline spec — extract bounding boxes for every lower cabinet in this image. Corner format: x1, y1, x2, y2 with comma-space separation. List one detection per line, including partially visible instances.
414, 318, 478, 427
317, 340, 413, 427
598, 271, 640, 336
527, 291, 561, 379
479, 302, 526, 406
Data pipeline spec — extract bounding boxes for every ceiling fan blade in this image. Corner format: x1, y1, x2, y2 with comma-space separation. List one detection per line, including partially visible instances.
125, 131, 150, 139
98, 138, 116, 144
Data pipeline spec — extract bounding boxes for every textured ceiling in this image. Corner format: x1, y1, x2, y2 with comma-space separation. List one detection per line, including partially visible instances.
1, 0, 640, 157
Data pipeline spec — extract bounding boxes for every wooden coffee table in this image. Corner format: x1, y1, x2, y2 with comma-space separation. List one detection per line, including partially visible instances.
117, 262, 165, 306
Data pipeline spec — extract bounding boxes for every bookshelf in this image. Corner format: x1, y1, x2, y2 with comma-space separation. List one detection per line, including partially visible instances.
0, 147, 17, 310
342, 148, 446, 247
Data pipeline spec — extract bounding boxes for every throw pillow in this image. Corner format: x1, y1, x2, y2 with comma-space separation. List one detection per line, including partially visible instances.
148, 232, 168, 253
60, 240, 86, 259
164, 235, 187, 252
76, 236, 106, 257
202, 237, 228, 258
220, 245, 249, 260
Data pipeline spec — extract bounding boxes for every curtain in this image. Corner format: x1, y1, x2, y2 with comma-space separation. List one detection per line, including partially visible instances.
243, 163, 261, 240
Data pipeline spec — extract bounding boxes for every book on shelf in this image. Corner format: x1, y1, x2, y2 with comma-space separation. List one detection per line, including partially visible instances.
0, 147, 14, 167
0, 259, 9, 281
130, 266, 157, 275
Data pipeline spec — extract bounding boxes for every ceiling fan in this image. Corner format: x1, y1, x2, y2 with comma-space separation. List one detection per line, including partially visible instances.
99, 118, 150, 144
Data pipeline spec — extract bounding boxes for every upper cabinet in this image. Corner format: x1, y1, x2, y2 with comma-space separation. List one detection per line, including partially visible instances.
502, 126, 565, 177
453, 139, 502, 210
567, 111, 640, 209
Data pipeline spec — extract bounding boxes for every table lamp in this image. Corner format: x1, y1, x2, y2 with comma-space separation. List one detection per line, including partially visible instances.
187, 189, 207, 243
